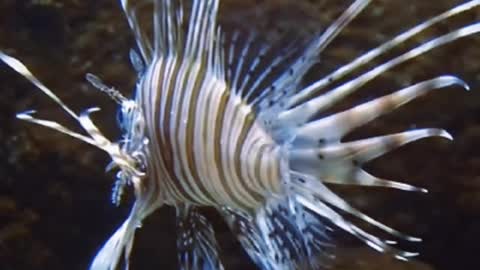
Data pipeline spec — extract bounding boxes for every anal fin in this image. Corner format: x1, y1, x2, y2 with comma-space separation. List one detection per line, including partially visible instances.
176, 205, 224, 270
220, 197, 333, 270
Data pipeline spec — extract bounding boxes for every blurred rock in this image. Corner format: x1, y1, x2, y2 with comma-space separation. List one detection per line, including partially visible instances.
1, 1, 479, 270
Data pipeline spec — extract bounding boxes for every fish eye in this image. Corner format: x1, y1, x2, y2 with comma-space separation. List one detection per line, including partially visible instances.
132, 151, 147, 172
130, 49, 145, 74
116, 108, 127, 131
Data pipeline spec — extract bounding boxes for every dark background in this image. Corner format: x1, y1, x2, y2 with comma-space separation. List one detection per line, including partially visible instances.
1, 0, 479, 269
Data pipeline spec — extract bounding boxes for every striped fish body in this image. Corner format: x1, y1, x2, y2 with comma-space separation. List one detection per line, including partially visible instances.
139, 56, 283, 210
2, 0, 480, 269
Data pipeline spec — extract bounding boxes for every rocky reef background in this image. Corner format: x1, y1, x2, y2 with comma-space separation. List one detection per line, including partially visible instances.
1, 0, 480, 269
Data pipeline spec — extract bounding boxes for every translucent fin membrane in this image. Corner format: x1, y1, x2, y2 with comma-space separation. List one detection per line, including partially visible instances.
176, 206, 225, 270
221, 199, 333, 270
291, 172, 420, 260
255, 198, 310, 269
219, 29, 309, 123
220, 207, 276, 270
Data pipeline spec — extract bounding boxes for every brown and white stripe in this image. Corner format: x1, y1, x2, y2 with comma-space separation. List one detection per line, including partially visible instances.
134, 0, 283, 210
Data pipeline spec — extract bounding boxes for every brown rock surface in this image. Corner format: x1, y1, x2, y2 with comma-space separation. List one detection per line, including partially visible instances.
1, 0, 479, 269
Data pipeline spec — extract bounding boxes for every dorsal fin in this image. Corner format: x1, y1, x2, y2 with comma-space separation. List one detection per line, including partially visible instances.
223, 31, 306, 106
120, 0, 154, 63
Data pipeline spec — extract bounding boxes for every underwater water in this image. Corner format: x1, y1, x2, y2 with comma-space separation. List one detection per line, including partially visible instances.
0, 0, 479, 269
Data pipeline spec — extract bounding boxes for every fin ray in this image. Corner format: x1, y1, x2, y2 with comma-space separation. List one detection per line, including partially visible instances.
176, 205, 224, 270
292, 76, 466, 146
286, 0, 480, 108
120, 0, 153, 62
279, 23, 480, 126
252, 0, 371, 107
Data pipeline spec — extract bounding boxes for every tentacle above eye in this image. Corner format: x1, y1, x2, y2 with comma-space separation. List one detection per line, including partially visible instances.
0, 51, 78, 119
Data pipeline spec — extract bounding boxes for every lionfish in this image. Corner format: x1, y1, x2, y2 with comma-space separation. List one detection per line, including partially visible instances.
1, 0, 480, 269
